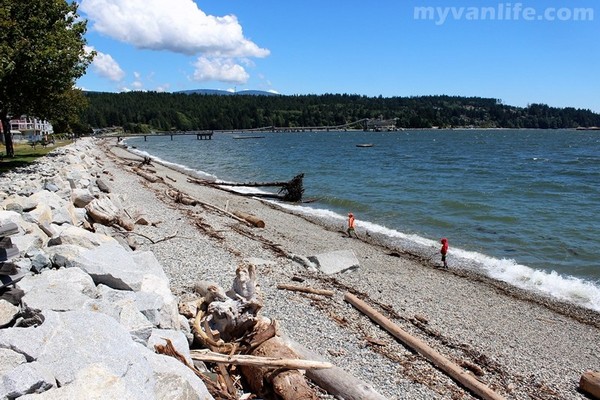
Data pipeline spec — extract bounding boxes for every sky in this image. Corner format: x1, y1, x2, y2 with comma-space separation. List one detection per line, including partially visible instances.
75, 0, 600, 112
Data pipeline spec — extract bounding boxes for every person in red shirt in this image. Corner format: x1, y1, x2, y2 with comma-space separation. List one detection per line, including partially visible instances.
347, 212, 358, 238
440, 238, 449, 268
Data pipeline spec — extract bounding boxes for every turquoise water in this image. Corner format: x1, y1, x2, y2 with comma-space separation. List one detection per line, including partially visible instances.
125, 129, 600, 311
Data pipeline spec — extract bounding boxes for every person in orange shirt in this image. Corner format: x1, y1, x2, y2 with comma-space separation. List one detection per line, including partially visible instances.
347, 212, 358, 238
440, 238, 449, 268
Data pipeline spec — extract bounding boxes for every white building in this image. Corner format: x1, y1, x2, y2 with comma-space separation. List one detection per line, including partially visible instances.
2, 116, 54, 142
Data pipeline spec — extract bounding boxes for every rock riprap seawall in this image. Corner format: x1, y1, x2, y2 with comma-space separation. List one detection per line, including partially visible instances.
0, 139, 212, 399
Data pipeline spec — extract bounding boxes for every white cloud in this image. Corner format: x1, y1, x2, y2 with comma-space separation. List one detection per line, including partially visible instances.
131, 71, 143, 89
79, 0, 270, 58
85, 46, 125, 82
192, 57, 249, 84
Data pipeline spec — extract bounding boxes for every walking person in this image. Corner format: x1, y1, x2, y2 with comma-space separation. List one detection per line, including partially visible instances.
347, 212, 358, 238
440, 237, 449, 268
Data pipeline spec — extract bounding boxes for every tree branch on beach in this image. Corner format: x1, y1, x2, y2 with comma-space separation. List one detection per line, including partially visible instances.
187, 173, 305, 202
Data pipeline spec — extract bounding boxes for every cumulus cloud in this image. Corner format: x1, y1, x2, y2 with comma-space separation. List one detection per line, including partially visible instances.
192, 57, 249, 84
85, 45, 125, 82
79, 0, 270, 58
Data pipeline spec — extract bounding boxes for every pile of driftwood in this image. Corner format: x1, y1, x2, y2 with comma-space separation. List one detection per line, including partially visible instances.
188, 173, 305, 202
176, 263, 332, 400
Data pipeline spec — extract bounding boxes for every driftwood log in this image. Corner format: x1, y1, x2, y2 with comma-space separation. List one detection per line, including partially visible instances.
232, 211, 265, 228
134, 168, 162, 183
240, 334, 320, 400
282, 336, 388, 400
344, 292, 506, 400
186, 262, 326, 399
277, 283, 334, 297
188, 173, 305, 202
580, 371, 600, 399
85, 197, 134, 231
190, 349, 332, 370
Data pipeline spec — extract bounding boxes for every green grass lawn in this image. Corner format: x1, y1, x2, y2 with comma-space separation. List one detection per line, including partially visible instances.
0, 140, 70, 174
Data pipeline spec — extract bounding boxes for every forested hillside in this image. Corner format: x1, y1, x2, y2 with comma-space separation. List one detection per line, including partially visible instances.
79, 91, 600, 133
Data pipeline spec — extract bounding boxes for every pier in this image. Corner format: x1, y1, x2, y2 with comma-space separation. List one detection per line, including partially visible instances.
113, 131, 213, 142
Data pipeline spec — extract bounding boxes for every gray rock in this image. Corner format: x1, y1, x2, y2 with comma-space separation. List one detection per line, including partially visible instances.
17, 364, 144, 400
0, 299, 19, 328
0, 348, 27, 374
72, 243, 166, 292
0, 361, 56, 398
47, 225, 115, 249
71, 189, 95, 208
19, 268, 97, 312
146, 352, 213, 400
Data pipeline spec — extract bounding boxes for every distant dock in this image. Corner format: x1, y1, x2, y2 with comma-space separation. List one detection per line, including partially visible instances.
113, 131, 213, 142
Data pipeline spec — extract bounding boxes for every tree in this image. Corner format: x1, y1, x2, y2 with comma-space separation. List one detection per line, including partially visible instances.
0, 0, 93, 157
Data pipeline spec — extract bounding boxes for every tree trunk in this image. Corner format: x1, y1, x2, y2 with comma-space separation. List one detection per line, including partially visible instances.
1, 117, 14, 158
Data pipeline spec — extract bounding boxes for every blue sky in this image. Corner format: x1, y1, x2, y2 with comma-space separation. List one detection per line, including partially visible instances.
76, 0, 600, 112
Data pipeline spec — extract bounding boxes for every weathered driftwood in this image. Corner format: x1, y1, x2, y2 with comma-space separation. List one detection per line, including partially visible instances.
166, 188, 255, 228
165, 188, 198, 206
276, 283, 334, 297
344, 292, 507, 400
134, 168, 162, 183
188, 173, 305, 202
240, 334, 320, 400
232, 211, 265, 228
190, 263, 322, 399
282, 336, 389, 400
190, 349, 332, 370
580, 371, 600, 399
85, 197, 134, 231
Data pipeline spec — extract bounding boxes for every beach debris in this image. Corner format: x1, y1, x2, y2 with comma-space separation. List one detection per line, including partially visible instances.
282, 336, 389, 400
188, 173, 305, 202
580, 371, 600, 399
232, 211, 265, 228
134, 168, 162, 183
276, 283, 334, 297
181, 262, 333, 399
165, 188, 199, 206
344, 292, 507, 400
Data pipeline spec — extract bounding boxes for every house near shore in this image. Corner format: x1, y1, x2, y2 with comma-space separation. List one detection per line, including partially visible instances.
0, 116, 53, 143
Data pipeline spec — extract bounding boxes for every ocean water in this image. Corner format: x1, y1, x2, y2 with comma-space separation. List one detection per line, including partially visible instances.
123, 129, 600, 312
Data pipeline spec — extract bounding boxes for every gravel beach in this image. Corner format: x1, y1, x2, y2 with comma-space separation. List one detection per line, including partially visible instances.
97, 137, 599, 400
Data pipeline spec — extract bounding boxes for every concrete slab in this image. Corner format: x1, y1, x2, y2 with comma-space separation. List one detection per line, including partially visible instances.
308, 249, 359, 275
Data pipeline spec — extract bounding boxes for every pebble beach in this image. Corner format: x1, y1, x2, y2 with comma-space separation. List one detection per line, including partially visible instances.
95, 137, 600, 400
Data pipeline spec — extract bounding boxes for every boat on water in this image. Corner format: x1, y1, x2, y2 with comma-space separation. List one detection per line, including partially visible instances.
356, 143, 374, 148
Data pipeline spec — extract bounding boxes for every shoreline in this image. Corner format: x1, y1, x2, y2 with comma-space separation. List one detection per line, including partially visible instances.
100, 138, 599, 399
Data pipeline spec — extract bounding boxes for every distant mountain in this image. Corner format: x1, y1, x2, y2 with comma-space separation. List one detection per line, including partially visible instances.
176, 89, 279, 96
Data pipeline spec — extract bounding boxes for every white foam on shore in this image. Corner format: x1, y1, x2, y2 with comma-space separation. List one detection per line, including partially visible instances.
273, 201, 600, 312
126, 147, 217, 181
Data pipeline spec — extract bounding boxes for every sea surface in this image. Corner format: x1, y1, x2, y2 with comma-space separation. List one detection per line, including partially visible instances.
124, 129, 600, 312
